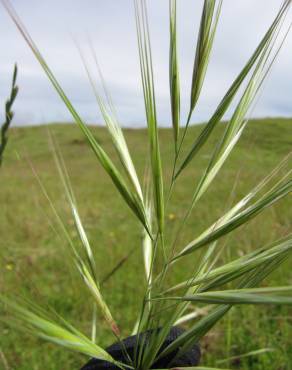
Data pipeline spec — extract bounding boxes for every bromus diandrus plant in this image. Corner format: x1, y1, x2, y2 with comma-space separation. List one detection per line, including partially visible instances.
1, 0, 292, 369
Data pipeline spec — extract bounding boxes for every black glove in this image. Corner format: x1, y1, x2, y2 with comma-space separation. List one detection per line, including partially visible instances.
81, 326, 200, 370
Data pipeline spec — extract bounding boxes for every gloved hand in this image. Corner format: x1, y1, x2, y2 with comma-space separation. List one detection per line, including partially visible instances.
81, 327, 200, 370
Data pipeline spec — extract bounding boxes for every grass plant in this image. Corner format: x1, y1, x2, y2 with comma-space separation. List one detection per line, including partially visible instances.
0, 64, 18, 166
0, 1, 292, 369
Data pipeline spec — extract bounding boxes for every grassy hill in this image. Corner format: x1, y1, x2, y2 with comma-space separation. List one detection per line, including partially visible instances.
0, 118, 291, 369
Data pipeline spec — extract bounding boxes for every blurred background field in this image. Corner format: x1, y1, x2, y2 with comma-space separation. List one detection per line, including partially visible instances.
0, 118, 291, 370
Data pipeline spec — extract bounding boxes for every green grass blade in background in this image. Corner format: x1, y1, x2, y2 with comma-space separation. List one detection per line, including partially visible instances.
175, 0, 291, 178
100, 247, 137, 286
216, 348, 275, 366
169, 0, 180, 153
134, 0, 164, 233
0, 64, 18, 166
0, 348, 9, 370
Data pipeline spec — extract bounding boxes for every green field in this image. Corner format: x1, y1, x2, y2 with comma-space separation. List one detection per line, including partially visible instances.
0, 118, 291, 369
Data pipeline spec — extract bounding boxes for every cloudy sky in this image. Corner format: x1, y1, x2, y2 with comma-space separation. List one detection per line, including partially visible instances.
0, 0, 292, 127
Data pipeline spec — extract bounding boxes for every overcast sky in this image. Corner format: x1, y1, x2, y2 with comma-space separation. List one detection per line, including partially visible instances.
0, 0, 292, 127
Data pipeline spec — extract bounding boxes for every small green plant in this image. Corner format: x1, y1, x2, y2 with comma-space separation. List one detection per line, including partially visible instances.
1, 1, 292, 369
0, 64, 18, 167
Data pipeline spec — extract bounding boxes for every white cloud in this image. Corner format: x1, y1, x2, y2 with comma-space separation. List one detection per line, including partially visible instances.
0, 0, 291, 126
